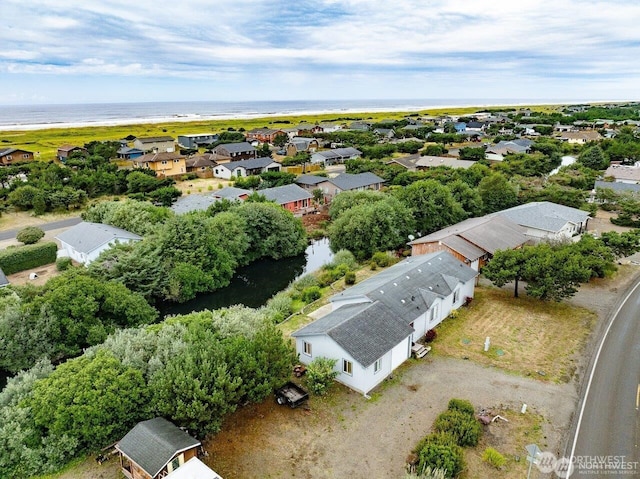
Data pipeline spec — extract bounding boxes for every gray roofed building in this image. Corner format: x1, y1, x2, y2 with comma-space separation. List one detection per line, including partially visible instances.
261, 184, 313, 205
213, 142, 256, 161
0, 268, 8, 287
135, 136, 175, 143
310, 147, 362, 165
593, 180, 640, 194
56, 221, 142, 265
328, 172, 384, 192
293, 301, 413, 368
170, 194, 219, 214
486, 139, 533, 155
295, 174, 328, 186
116, 417, 201, 479
495, 201, 590, 240
409, 215, 529, 268
385, 154, 420, 170
211, 186, 251, 200
215, 157, 277, 172
415, 156, 476, 169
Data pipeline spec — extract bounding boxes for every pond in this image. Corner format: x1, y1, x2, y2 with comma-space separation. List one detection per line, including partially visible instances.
161, 238, 334, 316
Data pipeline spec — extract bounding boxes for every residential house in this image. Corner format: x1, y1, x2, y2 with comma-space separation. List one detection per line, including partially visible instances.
185, 155, 216, 178
133, 152, 187, 177
554, 124, 577, 133
57, 144, 88, 162
245, 128, 286, 144
318, 122, 343, 133
116, 417, 205, 479
465, 121, 486, 132
409, 215, 529, 270
415, 156, 476, 170
557, 131, 603, 144
211, 186, 251, 201
295, 123, 324, 135
212, 157, 280, 180
0, 148, 35, 165
164, 458, 223, 479
485, 139, 533, 156
603, 163, 640, 184
373, 128, 395, 139
592, 180, 640, 203
177, 133, 219, 149
213, 142, 256, 162
134, 136, 176, 153
170, 194, 219, 215
117, 147, 144, 160
385, 154, 421, 171
56, 221, 142, 265
310, 147, 362, 166
349, 121, 372, 131
295, 172, 384, 202
285, 137, 320, 157
494, 201, 590, 241
262, 184, 314, 215
292, 251, 478, 395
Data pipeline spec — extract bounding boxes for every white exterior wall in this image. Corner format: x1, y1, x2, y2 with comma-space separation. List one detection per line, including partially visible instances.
213, 166, 247, 179
295, 334, 411, 395
59, 238, 139, 266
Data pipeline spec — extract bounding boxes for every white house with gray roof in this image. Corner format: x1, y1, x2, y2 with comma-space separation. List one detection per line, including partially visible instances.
56, 222, 142, 265
292, 251, 478, 395
212, 157, 280, 180
494, 201, 590, 241
311, 147, 362, 166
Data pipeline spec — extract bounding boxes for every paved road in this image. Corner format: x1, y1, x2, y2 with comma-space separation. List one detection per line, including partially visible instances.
568, 279, 640, 477
0, 216, 81, 240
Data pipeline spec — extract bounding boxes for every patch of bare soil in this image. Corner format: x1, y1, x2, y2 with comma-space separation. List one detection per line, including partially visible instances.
204, 358, 576, 479
587, 209, 633, 235
7, 263, 59, 286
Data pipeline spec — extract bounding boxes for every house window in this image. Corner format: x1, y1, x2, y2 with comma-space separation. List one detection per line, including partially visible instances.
22, 154, 30, 159
453, 288, 460, 304
303, 341, 312, 357
161, 160, 168, 165
374, 358, 382, 374
170, 456, 180, 472
342, 359, 353, 376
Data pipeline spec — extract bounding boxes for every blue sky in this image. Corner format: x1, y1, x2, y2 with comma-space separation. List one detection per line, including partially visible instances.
1, 0, 639, 104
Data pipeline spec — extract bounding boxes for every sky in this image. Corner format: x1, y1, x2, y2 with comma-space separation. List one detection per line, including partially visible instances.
1, 0, 640, 105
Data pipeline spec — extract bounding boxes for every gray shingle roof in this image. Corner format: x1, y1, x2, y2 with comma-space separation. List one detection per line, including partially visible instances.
211, 186, 251, 199
0, 268, 8, 287
170, 194, 219, 214
295, 174, 328, 186
410, 215, 528, 255
292, 301, 413, 368
496, 201, 590, 234
313, 147, 362, 160
594, 180, 640, 193
261, 184, 312, 204
332, 251, 477, 324
214, 142, 255, 154
328, 172, 384, 191
136, 136, 175, 143
117, 417, 200, 478
217, 157, 277, 171
55, 222, 141, 254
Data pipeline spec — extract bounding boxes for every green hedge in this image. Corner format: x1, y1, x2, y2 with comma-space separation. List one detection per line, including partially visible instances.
0, 241, 58, 274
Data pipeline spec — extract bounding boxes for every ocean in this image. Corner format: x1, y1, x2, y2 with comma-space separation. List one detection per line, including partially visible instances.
0, 98, 570, 131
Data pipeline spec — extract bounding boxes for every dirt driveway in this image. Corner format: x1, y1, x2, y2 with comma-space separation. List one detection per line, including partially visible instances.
205, 357, 576, 479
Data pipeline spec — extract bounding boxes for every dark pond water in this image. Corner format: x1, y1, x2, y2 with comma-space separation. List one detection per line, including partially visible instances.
161, 238, 334, 316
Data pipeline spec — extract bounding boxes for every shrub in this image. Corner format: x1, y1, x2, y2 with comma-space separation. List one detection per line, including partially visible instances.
416, 434, 465, 478
301, 286, 321, 303
56, 256, 72, 271
0, 241, 57, 274
447, 398, 475, 416
264, 291, 293, 323
16, 226, 45, 245
344, 271, 356, 285
424, 329, 437, 343
371, 251, 396, 267
326, 249, 358, 270
293, 274, 319, 292
433, 409, 482, 447
482, 447, 506, 469
305, 357, 338, 395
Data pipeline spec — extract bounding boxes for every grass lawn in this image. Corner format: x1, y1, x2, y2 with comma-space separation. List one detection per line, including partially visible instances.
432, 286, 596, 383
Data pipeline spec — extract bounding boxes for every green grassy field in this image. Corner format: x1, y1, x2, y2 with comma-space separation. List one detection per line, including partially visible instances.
0, 104, 564, 161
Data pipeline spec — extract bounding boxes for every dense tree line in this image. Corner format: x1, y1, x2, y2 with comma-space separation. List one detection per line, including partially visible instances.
87, 199, 307, 302
0, 305, 295, 478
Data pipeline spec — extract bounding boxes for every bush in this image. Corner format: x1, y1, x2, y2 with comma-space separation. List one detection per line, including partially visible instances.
344, 271, 356, 285
56, 256, 72, 271
0, 241, 57, 274
16, 226, 45, 245
371, 251, 395, 267
424, 329, 437, 343
482, 447, 506, 469
433, 409, 482, 447
416, 434, 465, 478
264, 291, 293, 323
301, 286, 321, 303
326, 249, 358, 270
447, 398, 475, 416
305, 357, 338, 395
293, 274, 319, 292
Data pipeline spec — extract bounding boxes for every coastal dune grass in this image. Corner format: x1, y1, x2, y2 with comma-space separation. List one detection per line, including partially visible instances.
1, 104, 561, 161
